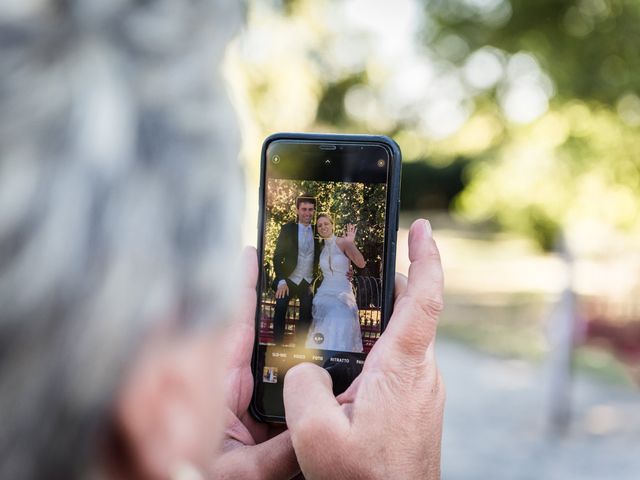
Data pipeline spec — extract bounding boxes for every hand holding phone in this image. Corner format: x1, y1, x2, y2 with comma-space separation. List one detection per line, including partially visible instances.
213, 248, 299, 479
284, 220, 445, 480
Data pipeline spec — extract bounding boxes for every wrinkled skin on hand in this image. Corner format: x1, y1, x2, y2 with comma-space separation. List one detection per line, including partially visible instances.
284, 219, 445, 480
212, 248, 299, 480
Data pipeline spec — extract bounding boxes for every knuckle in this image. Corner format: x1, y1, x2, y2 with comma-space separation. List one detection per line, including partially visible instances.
428, 242, 442, 261
399, 293, 443, 323
390, 297, 431, 356
420, 294, 444, 320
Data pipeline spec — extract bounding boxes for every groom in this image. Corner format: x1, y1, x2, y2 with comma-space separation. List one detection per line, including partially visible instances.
272, 195, 321, 346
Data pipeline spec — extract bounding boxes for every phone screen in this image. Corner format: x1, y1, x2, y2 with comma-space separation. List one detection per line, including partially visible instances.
252, 135, 400, 421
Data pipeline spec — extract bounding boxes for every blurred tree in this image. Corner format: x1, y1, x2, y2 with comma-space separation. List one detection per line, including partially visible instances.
401, 158, 469, 210
425, 0, 640, 248
428, 0, 640, 104
233, 0, 640, 249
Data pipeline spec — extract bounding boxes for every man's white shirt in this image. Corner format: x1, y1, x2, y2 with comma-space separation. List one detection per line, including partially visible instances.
278, 223, 314, 288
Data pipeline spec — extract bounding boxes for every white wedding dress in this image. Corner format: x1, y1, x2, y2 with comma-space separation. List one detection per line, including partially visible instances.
306, 236, 363, 353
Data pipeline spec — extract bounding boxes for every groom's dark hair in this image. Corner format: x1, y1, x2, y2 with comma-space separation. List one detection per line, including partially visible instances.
296, 195, 317, 209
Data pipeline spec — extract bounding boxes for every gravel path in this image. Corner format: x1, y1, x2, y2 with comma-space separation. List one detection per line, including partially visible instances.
439, 339, 640, 480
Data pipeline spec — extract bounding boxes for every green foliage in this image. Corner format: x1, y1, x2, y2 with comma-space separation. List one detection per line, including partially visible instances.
428, 0, 640, 104
316, 73, 367, 127
455, 104, 640, 249
424, 0, 640, 247
238, 0, 640, 249
265, 179, 386, 275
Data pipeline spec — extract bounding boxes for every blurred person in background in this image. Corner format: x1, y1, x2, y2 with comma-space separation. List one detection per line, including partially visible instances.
0, 1, 445, 479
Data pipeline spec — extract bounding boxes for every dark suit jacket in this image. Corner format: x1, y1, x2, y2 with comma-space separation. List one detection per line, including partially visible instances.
272, 222, 321, 291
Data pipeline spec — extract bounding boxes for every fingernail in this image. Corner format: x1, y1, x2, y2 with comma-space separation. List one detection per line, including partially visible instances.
424, 219, 432, 237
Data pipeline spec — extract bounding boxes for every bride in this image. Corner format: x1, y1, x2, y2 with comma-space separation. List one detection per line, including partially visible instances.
306, 213, 366, 353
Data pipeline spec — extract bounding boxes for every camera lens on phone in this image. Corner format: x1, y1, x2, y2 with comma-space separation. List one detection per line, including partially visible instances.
272, 155, 280, 164
377, 159, 385, 168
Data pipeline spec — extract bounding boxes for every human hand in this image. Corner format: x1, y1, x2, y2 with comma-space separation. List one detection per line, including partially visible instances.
284, 219, 445, 479
343, 223, 357, 244
275, 282, 289, 299
211, 248, 299, 479
345, 265, 354, 282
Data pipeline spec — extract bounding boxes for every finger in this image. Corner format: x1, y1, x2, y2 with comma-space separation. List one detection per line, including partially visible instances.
229, 247, 258, 328
284, 363, 348, 440
235, 410, 286, 445
382, 219, 444, 361
394, 273, 408, 301
213, 431, 299, 480
423, 338, 444, 395
239, 248, 258, 323
226, 247, 259, 366
242, 246, 259, 289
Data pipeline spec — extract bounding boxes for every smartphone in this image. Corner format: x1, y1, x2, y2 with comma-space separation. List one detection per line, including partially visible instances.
250, 132, 402, 423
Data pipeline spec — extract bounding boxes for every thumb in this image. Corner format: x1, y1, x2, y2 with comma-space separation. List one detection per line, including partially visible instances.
283, 363, 348, 435
381, 219, 443, 362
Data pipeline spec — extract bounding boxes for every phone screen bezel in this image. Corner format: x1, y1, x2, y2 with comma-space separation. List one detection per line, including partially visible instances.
250, 132, 401, 423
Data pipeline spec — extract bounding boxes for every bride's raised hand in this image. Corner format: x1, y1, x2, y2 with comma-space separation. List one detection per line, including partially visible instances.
338, 224, 366, 269
344, 223, 357, 243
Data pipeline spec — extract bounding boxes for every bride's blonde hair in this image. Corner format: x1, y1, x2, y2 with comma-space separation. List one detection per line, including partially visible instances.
317, 212, 334, 224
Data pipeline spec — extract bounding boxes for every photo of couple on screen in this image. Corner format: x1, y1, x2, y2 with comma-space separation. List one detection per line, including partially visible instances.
260, 179, 386, 354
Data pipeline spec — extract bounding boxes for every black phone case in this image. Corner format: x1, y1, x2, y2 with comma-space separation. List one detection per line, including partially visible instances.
250, 132, 402, 423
